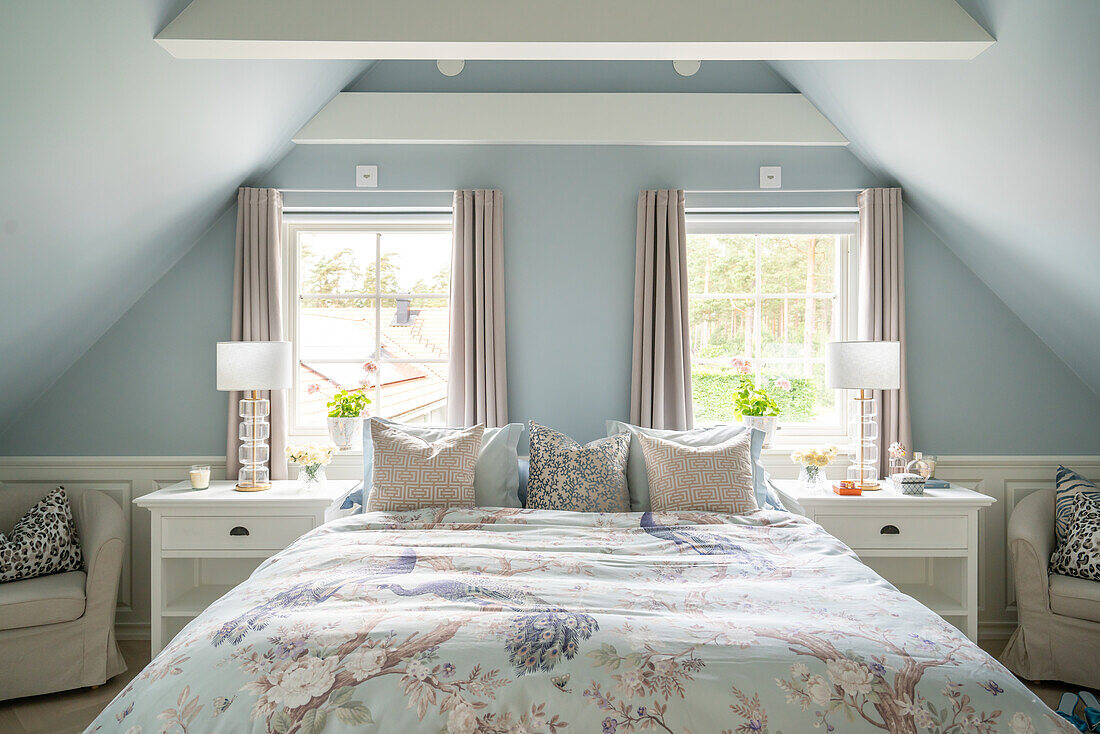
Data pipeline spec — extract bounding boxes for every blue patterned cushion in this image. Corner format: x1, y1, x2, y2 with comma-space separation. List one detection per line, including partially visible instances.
526, 423, 630, 512
1055, 465, 1100, 545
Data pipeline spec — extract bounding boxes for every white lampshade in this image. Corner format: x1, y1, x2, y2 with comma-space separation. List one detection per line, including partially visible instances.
216, 341, 292, 391
825, 341, 901, 390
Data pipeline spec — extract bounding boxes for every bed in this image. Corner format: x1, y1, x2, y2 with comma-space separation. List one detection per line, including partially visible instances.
87, 507, 1068, 733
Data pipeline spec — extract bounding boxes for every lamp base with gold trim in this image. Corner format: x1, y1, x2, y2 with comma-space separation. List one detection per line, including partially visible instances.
234, 482, 271, 492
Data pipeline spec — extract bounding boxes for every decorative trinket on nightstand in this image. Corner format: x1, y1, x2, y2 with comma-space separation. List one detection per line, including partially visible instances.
833, 480, 863, 496
892, 472, 926, 495
906, 451, 934, 480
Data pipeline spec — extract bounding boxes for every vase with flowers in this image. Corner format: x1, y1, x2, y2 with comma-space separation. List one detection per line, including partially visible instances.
888, 441, 908, 476
791, 445, 839, 491
729, 356, 792, 447
287, 443, 337, 490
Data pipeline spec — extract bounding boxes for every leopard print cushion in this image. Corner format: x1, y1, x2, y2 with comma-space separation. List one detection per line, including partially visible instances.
0, 486, 84, 583
1050, 493, 1100, 582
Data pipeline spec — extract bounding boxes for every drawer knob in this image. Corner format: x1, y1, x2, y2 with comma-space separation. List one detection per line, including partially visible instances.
880, 524, 900, 535
229, 526, 250, 537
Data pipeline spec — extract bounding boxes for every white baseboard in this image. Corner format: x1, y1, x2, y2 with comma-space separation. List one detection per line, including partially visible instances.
5, 453, 1096, 642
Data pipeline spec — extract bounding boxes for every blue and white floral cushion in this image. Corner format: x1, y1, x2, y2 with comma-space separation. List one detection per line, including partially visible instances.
1056, 465, 1100, 546
526, 422, 630, 512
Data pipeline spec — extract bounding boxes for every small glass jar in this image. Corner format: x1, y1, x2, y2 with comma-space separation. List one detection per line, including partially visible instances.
906, 452, 933, 480
189, 464, 211, 490
798, 464, 828, 492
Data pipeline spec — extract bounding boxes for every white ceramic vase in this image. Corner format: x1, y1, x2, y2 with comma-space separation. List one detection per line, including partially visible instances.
326, 417, 363, 452
741, 415, 778, 447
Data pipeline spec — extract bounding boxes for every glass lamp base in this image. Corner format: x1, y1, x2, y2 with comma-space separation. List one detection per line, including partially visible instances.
235, 392, 272, 491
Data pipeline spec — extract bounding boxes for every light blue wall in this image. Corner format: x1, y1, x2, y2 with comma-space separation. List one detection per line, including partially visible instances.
773, 0, 1100, 395
0, 0, 364, 434
4, 140, 1099, 455
4, 58, 1097, 456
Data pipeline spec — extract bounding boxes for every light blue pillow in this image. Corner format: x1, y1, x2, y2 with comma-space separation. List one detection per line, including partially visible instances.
606, 420, 770, 511
346, 420, 523, 510
1055, 465, 1100, 545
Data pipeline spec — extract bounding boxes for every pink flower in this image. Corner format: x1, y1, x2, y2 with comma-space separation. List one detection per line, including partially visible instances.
730, 355, 754, 374
362, 360, 378, 374
775, 377, 792, 392
306, 383, 321, 395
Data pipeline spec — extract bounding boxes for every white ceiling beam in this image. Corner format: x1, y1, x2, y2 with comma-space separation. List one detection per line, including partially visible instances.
291, 93, 849, 146
156, 0, 993, 61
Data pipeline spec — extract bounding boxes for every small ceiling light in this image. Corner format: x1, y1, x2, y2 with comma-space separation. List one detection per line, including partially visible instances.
673, 60, 701, 77
437, 59, 465, 77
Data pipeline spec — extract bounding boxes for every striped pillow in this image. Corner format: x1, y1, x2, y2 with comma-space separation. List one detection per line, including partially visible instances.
1055, 465, 1100, 545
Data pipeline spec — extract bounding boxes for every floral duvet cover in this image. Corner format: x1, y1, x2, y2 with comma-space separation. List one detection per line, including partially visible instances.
89, 507, 1067, 734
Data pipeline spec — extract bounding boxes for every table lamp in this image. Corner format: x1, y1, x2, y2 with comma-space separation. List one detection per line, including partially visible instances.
825, 341, 901, 490
216, 341, 292, 491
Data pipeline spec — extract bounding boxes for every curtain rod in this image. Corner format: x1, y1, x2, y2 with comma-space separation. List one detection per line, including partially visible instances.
684, 188, 865, 194
277, 188, 456, 194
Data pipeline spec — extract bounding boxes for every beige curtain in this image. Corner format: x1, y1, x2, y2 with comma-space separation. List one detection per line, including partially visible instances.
226, 188, 288, 480
630, 189, 693, 429
447, 189, 509, 427
858, 188, 911, 475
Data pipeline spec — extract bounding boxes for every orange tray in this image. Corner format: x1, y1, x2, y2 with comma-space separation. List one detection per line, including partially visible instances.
832, 483, 863, 496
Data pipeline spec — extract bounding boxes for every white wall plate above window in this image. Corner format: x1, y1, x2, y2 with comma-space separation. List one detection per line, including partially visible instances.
355, 165, 378, 187
759, 166, 782, 189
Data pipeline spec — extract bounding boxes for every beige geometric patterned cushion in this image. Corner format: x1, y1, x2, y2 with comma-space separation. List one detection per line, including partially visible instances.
637, 430, 758, 514
366, 419, 484, 512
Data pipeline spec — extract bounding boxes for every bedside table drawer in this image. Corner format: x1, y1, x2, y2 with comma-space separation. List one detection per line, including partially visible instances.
162, 515, 314, 551
815, 514, 967, 550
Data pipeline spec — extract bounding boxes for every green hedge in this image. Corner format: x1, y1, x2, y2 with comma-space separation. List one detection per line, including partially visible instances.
692, 373, 818, 423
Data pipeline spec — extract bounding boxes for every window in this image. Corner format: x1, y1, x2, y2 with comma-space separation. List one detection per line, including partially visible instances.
685, 214, 857, 440
285, 217, 453, 434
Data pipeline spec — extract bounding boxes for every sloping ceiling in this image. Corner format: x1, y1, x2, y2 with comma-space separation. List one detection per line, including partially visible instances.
772, 0, 1100, 395
0, 1, 365, 433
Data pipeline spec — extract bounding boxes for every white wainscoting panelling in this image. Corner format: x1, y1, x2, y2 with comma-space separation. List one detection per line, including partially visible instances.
2, 454, 1095, 641
0, 456, 225, 640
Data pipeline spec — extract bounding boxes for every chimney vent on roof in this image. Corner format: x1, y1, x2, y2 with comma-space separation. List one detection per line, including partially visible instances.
394, 298, 412, 325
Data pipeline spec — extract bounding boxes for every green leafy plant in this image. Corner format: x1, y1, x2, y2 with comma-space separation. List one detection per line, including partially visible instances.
726, 356, 792, 418
326, 389, 370, 418
733, 375, 781, 417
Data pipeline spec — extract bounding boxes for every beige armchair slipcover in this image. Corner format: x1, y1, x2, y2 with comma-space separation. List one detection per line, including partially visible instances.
0, 488, 127, 700
1001, 488, 1100, 689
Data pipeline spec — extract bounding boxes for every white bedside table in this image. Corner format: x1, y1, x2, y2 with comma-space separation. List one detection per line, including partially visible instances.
772, 479, 995, 641
135, 479, 359, 654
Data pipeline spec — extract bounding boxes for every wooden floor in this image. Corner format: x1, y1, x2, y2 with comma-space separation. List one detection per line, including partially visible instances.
0, 640, 150, 734
0, 639, 1092, 733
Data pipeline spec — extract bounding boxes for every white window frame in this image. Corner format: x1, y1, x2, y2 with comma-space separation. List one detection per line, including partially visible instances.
283, 214, 453, 438
684, 212, 859, 445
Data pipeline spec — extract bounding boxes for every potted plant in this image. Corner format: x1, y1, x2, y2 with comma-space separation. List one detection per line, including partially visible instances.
326, 389, 370, 451
729, 356, 791, 447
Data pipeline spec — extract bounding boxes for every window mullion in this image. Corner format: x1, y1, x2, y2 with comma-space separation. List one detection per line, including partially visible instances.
374, 232, 383, 414
753, 234, 763, 385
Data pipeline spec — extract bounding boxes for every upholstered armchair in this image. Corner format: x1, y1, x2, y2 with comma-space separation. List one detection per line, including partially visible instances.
0, 488, 127, 700
1001, 488, 1100, 689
